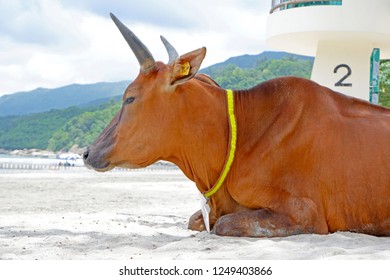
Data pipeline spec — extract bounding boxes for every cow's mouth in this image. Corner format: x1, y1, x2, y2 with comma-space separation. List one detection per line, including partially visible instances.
83, 149, 114, 172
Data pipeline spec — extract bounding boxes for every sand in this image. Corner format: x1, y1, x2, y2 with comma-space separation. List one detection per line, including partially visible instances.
0, 168, 389, 260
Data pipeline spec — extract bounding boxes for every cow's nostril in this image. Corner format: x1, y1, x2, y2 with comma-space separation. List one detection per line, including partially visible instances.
83, 150, 89, 161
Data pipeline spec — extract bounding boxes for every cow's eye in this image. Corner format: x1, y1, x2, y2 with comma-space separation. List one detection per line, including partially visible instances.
124, 97, 135, 105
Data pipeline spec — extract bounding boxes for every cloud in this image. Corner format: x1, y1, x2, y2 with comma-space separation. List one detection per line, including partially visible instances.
0, 0, 79, 46
0, 8, 132, 94
0, 0, 270, 96
63, 0, 197, 29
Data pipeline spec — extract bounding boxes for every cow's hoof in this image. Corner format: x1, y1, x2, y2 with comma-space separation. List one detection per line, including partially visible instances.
188, 210, 206, 231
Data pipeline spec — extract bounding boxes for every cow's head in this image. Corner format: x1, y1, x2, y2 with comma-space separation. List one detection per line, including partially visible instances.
83, 13, 206, 171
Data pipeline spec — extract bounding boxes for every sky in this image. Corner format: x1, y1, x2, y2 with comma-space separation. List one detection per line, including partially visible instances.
0, 0, 271, 96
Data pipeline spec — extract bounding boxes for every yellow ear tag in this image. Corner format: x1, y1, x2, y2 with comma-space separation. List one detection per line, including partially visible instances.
179, 62, 191, 76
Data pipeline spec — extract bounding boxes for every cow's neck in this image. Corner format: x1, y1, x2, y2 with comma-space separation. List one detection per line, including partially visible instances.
166, 83, 230, 194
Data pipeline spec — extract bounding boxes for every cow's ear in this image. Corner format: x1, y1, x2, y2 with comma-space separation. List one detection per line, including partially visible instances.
170, 47, 206, 86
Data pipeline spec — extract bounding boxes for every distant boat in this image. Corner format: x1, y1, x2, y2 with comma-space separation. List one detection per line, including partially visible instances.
57, 153, 81, 160
57, 153, 82, 167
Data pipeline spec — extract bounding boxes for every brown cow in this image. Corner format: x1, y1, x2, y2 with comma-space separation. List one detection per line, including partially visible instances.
83, 13, 390, 237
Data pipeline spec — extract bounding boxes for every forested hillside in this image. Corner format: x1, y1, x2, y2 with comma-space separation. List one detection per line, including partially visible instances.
0, 107, 84, 150
204, 58, 313, 89
1, 52, 390, 153
47, 100, 121, 151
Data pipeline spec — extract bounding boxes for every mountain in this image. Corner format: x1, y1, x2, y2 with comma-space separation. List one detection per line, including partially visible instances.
200, 51, 313, 90
0, 81, 129, 117
0, 51, 315, 151
201, 51, 313, 75
0, 51, 312, 117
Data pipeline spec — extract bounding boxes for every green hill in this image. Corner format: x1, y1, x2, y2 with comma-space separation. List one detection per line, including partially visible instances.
200, 51, 313, 89
0, 101, 121, 151
47, 100, 121, 151
201, 51, 313, 71
0, 106, 84, 150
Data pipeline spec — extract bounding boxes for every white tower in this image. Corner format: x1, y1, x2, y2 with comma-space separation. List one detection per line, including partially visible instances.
266, 0, 390, 102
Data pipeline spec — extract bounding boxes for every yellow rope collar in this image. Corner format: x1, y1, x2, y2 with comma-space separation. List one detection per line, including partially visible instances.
204, 89, 237, 198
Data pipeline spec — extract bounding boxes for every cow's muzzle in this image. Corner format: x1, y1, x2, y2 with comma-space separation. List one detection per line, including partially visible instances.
83, 148, 113, 172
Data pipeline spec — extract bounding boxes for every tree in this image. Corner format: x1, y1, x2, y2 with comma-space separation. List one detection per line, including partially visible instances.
212, 58, 312, 90
379, 60, 390, 107
47, 100, 121, 151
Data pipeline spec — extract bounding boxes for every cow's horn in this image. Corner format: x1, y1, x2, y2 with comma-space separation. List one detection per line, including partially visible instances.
160, 36, 178, 65
110, 13, 157, 73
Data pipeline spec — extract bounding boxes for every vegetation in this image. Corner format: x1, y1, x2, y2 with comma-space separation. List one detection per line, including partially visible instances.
207, 58, 312, 89
379, 60, 390, 107
47, 100, 121, 151
0, 107, 83, 150
0, 100, 121, 152
1, 53, 390, 153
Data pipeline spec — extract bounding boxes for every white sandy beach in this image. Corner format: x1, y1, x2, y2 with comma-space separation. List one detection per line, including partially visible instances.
0, 168, 389, 260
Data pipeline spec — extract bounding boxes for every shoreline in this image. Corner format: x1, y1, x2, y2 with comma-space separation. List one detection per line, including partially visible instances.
0, 149, 60, 159
0, 153, 178, 170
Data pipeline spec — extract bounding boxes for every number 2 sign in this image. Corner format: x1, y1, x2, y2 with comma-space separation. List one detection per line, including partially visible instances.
334, 64, 352, 87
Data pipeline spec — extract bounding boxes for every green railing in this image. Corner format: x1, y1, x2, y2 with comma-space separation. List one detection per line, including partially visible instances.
270, 0, 342, 13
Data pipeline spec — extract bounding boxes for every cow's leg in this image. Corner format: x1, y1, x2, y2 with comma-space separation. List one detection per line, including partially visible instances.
213, 198, 327, 237
212, 209, 303, 237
